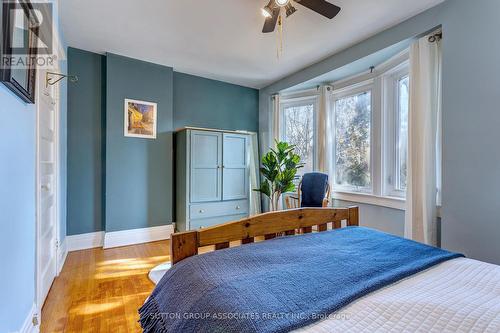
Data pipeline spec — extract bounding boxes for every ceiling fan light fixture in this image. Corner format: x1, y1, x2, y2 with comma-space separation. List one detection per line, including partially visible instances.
285, 3, 297, 17
261, 6, 273, 18
261, 0, 342, 34
275, 0, 290, 7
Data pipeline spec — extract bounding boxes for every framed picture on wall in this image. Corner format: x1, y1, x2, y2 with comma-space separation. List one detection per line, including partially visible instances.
124, 98, 157, 139
0, 0, 38, 103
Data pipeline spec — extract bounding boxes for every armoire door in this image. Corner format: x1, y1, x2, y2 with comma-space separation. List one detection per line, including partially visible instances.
222, 133, 248, 200
190, 130, 222, 202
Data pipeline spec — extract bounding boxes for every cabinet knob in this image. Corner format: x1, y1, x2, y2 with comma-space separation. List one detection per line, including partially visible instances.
235, 206, 240, 210
199, 209, 205, 214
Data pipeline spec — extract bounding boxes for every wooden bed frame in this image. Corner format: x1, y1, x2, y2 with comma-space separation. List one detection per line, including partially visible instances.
171, 207, 359, 265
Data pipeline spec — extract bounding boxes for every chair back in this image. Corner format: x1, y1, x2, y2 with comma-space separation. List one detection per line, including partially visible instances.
300, 172, 329, 208
284, 193, 300, 209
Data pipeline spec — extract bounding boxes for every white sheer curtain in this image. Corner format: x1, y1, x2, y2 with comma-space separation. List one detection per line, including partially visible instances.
248, 132, 262, 216
271, 94, 280, 147
405, 34, 442, 246
261, 94, 282, 212
317, 86, 333, 177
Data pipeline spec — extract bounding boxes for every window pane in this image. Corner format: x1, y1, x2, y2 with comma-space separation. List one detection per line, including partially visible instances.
335, 91, 371, 190
282, 103, 314, 175
397, 76, 409, 190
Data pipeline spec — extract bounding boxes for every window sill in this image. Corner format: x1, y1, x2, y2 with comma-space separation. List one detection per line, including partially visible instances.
332, 191, 406, 210
287, 191, 442, 217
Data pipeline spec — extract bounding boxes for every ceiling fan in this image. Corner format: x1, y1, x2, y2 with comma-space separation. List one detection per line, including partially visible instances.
261, 0, 341, 33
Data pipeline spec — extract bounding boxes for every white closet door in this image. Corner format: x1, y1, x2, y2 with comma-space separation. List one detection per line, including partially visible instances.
190, 131, 222, 202
223, 133, 248, 201
37, 68, 58, 307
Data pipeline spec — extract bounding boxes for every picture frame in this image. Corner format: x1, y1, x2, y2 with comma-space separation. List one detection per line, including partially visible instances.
124, 98, 157, 139
0, 0, 38, 103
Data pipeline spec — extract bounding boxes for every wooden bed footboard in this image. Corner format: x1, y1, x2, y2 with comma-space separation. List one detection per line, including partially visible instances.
171, 207, 359, 265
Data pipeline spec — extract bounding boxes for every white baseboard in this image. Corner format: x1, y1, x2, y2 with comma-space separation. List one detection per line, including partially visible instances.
67, 231, 104, 252
65, 225, 175, 252
18, 303, 38, 333
56, 238, 68, 275
104, 224, 175, 249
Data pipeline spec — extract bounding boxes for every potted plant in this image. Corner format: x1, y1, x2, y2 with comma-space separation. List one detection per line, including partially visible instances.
254, 141, 303, 211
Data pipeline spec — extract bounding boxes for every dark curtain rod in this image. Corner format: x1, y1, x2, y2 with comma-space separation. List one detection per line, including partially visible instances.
428, 32, 442, 43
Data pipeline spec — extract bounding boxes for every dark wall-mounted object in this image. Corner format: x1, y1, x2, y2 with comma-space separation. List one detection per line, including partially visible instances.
0, 0, 38, 103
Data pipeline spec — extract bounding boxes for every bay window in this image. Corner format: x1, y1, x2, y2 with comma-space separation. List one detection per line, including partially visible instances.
277, 51, 412, 209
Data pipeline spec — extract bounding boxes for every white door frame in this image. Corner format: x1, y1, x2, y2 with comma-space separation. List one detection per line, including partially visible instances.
35, 66, 62, 318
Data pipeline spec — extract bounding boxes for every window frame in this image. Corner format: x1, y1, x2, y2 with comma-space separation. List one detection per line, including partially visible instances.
332, 80, 376, 194
382, 61, 410, 198
279, 94, 319, 176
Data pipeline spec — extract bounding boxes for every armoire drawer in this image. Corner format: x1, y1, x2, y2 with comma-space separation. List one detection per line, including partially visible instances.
189, 214, 248, 230
190, 200, 248, 220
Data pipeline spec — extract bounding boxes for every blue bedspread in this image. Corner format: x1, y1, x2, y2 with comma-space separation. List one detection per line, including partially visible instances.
139, 227, 463, 333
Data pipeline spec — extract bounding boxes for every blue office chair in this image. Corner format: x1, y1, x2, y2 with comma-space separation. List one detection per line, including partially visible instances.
285, 172, 330, 209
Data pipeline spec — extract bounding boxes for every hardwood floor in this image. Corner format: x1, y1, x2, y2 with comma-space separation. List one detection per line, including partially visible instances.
41, 241, 170, 333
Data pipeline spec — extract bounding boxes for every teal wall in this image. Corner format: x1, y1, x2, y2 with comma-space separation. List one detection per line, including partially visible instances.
0, 85, 37, 332
67, 50, 258, 234
173, 72, 258, 132
67, 48, 106, 235
260, 0, 500, 264
105, 53, 174, 232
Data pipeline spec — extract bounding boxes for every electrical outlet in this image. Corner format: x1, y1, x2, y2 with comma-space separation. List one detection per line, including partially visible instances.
32, 314, 39, 326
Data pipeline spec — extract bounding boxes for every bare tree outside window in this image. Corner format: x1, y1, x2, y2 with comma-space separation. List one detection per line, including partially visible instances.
282, 103, 315, 175
335, 91, 371, 190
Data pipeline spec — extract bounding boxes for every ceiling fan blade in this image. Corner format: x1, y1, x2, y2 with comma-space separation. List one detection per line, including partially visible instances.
262, 7, 281, 33
296, 0, 341, 19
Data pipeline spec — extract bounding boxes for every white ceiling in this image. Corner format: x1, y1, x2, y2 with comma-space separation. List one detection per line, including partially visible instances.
60, 0, 443, 89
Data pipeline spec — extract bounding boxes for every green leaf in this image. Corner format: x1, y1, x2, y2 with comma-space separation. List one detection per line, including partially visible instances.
258, 141, 302, 202
254, 180, 271, 198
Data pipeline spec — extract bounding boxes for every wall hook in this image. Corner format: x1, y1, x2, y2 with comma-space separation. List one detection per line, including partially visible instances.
46, 72, 79, 88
